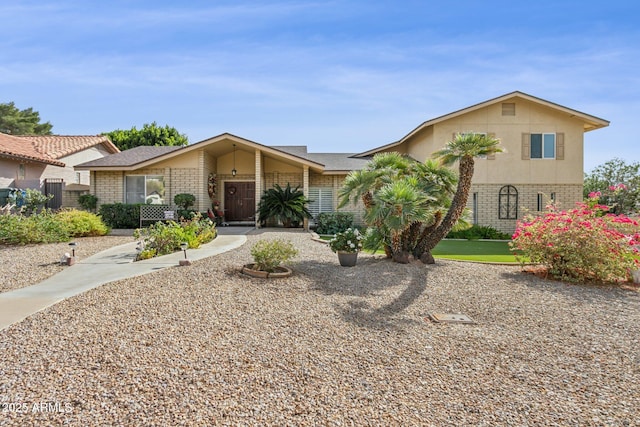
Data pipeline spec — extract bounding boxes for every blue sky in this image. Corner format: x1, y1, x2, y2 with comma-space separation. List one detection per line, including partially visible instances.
1, 0, 638, 172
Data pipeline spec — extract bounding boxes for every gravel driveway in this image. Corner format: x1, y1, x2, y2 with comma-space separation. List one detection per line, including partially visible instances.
0, 229, 638, 425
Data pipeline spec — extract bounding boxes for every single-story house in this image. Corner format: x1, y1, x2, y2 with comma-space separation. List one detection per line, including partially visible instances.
76, 91, 609, 233
0, 133, 119, 208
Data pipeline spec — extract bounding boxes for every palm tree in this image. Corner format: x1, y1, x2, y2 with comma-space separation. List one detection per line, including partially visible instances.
338, 152, 411, 210
419, 133, 503, 262
364, 178, 434, 263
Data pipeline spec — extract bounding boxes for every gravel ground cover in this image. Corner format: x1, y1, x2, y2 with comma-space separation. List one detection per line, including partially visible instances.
0, 235, 135, 293
0, 229, 639, 426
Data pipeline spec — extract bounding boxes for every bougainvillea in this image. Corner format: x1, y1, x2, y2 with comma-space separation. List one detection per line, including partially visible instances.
510, 199, 640, 284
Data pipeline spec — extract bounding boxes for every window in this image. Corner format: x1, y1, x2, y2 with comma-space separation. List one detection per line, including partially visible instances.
499, 185, 518, 219
537, 192, 556, 211
75, 172, 81, 184
530, 133, 555, 159
472, 192, 478, 224
307, 187, 333, 218
125, 175, 165, 204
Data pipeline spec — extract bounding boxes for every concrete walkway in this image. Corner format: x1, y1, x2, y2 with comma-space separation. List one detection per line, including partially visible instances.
0, 234, 247, 331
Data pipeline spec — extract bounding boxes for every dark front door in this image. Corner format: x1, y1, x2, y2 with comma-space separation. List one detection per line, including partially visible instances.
224, 182, 255, 221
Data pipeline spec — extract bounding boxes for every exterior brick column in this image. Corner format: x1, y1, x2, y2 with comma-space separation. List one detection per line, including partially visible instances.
255, 149, 262, 228
303, 165, 309, 230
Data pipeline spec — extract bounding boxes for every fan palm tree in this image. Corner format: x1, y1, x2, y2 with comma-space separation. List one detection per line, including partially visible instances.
338, 152, 412, 210
364, 178, 434, 262
419, 133, 503, 261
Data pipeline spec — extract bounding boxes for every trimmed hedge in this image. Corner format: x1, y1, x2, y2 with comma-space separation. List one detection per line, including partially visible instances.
446, 224, 511, 240
98, 203, 141, 229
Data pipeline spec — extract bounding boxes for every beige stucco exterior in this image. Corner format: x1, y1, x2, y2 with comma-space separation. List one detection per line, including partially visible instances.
81, 92, 608, 233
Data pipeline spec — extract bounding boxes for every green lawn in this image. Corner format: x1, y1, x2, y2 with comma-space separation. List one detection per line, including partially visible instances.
320, 235, 521, 263
432, 239, 520, 263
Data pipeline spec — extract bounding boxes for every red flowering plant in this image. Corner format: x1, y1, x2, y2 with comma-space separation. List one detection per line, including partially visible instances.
510, 194, 640, 284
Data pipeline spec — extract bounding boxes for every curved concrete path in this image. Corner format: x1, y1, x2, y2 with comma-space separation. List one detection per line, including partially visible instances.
0, 234, 247, 331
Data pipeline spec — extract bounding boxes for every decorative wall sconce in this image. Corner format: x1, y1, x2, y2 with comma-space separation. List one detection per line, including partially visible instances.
231, 144, 237, 176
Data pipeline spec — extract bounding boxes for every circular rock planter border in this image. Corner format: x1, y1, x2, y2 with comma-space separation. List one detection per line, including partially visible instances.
241, 264, 293, 279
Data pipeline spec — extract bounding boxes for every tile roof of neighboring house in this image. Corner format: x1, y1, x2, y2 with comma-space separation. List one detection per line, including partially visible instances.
19, 135, 120, 158
76, 145, 183, 168
0, 133, 65, 166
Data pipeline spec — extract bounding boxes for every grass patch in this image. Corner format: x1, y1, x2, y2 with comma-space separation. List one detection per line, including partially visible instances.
433, 239, 521, 263
319, 235, 523, 263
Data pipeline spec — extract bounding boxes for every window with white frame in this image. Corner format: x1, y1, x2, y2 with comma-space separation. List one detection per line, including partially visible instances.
307, 187, 333, 218
125, 175, 165, 204
530, 133, 555, 159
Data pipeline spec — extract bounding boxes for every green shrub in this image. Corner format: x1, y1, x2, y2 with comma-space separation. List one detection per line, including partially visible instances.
446, 224, 511, 240
133, 213, 217, 260
17, 189, 53, 215
250, 239, 298, 272
99, 203, 141, 228
174, 193, 196, 210
56, 209, 109, 237
315, 212, 354, 234
257, 183, 312, 227
78, 194, 98, 211
0, 210, 70, 244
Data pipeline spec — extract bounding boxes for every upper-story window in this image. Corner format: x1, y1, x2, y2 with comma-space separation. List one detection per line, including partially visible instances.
522, 133, 564, 160
531, 133, 555, 159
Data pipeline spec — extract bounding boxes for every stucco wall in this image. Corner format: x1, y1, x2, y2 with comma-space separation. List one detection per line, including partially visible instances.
405, 98, 586, 186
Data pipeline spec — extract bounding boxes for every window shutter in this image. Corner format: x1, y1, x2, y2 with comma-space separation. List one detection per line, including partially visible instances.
487, 132, 496, 160
521, 133, 530, 160
556, 133, 564, 160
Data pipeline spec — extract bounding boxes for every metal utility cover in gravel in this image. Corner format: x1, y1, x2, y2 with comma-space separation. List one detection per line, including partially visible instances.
428, 313, 476, 324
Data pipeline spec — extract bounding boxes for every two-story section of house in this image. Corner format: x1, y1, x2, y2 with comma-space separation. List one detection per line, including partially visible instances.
355, 91, 609, 234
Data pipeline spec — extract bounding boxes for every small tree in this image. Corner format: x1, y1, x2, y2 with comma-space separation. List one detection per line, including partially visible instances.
103, 122, 188, 151
584, 158, 640, 214
0, 102, 53, 135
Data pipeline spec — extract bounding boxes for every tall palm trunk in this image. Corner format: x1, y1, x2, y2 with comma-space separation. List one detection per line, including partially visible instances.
419, 156, 475, 261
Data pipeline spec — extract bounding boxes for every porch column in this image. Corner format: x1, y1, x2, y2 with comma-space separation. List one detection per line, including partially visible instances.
303, 165, 309, 230
255, 149, 262, 228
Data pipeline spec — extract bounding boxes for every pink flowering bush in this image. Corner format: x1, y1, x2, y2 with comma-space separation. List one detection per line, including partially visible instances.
510, 201, 640, 284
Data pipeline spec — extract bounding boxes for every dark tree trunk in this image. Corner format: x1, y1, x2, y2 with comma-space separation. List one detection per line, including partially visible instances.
419, 156, 475, 261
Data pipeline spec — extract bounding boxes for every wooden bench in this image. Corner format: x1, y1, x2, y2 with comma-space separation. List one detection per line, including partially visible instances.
139, 204, 177, 227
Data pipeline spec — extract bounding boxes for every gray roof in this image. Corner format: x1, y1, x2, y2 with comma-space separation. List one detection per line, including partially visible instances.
77, 142, 368, 172
272, 146, 368, 171
304, 153, 369, 171
76, 145, 182, 168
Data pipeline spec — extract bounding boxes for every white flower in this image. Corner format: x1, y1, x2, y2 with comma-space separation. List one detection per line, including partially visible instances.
349, 243, 355, 248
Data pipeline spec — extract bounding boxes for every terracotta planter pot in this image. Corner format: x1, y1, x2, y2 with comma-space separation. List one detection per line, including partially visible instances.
241, 264, 292, 278
337, 251, 358, 267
